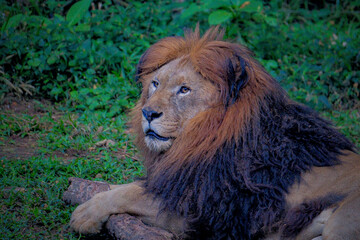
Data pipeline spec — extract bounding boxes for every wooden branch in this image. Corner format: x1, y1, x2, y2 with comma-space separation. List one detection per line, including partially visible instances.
63, 177, 174, 240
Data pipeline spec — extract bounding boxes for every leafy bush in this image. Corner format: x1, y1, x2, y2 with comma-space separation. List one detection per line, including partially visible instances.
178, 0, 360, 110
2, 0, 359, 111
0, 0, 184, 115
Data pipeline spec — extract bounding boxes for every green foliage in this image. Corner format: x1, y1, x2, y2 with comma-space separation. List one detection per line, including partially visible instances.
69, 73, 138, 117
208, 10, 232, 25
322, 110, 360, 146
180, 0, 263, 25
66, 0, 92, 26
179, 0, 360, 110
1, 14, 24, 31
0, 1, 180, 116
2, 1, 358, 111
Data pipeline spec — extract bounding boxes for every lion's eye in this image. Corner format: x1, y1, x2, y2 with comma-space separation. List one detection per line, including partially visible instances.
178, 86, 191, 94
152, 80, 159, 88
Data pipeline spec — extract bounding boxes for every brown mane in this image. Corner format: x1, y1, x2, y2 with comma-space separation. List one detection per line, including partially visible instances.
131, 26, 286, 175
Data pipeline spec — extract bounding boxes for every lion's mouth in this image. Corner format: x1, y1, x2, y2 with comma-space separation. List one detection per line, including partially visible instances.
146, 130, 170, 141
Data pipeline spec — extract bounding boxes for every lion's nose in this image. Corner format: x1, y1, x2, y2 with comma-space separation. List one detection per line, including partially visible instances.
142, 107, 163, 123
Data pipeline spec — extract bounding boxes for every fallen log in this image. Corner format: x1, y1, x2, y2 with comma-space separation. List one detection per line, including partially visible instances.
63, 177, 174, 240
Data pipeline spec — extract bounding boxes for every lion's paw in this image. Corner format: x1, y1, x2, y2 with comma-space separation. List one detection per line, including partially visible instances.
70, 195, 110, 234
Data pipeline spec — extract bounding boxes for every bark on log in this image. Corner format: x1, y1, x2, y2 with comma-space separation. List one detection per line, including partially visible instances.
63, 177, 174, 240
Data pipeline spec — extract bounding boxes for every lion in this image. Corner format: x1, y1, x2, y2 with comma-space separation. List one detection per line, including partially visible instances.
70, 27, 360, 239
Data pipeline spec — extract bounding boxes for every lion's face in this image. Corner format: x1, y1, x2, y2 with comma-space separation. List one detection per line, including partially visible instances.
141, 58, 220, 152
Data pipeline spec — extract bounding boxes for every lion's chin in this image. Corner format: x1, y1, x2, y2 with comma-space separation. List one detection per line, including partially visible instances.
145, 136, 173, 152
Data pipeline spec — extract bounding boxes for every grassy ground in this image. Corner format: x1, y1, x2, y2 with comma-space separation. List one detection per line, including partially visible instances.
0, 1, 359, 239
0, 98, 144, 239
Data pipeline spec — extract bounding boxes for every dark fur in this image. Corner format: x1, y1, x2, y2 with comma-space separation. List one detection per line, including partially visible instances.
145, 92, 353, 239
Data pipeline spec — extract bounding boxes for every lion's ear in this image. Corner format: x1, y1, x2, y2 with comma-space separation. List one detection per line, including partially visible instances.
225, 52, 249, 105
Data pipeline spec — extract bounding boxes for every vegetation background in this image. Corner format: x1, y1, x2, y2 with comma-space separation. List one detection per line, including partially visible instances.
0, 0, 359, 239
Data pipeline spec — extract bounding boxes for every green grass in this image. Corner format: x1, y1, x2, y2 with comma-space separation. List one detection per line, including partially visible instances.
0, 102, 143, 239
0, 154, 143, 239
322, 109, 360, 147
0, 0, 359, 239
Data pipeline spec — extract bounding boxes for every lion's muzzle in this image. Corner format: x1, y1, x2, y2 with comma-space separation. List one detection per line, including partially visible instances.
142, 107, 163, 123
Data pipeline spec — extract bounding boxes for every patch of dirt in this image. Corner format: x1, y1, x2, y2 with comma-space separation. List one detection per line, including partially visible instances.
0, 135, 39, 160
0, 97, 131, 162
0, 96, 86, 161
0, 134, 89, 161
48, 149, 89, 163
0, 95, 50, 116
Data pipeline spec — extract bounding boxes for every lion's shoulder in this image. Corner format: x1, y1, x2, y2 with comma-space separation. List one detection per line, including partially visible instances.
287, 150, 360, 208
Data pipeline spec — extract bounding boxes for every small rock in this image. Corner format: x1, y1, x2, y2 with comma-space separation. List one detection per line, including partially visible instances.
95, 139, 116, 148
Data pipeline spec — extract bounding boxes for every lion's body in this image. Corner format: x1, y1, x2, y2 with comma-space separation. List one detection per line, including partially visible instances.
70, 27, 360, 239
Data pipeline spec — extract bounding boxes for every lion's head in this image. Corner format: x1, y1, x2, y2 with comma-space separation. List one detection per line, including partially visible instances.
131, 26, 281, 163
